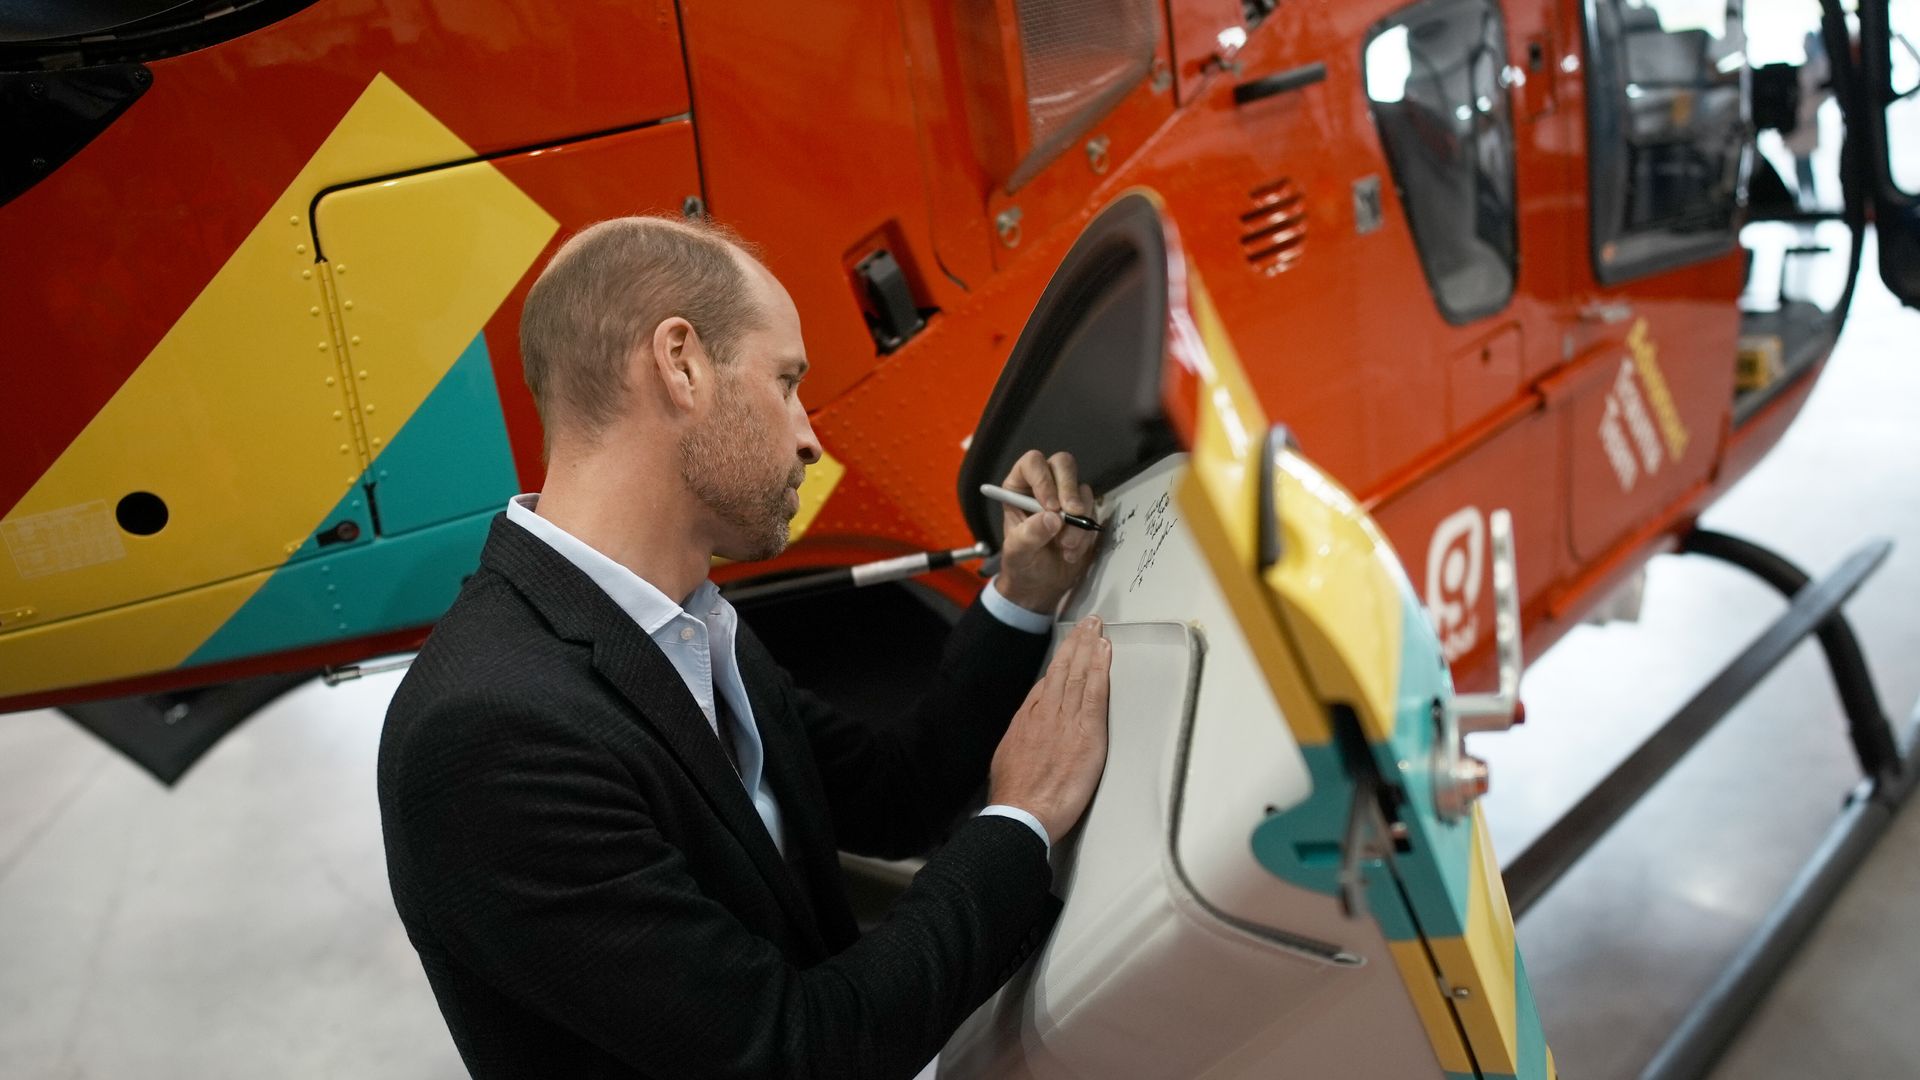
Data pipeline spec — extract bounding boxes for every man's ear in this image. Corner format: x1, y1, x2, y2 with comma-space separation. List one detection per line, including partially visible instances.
650, 316, 703, 415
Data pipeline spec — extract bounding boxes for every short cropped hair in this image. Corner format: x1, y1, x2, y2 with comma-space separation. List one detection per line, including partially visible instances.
519, 215, 763, 444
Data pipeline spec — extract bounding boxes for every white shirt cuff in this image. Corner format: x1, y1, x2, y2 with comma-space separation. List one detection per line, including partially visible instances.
980, 578, 1054, 634
977, 804, 1051, 854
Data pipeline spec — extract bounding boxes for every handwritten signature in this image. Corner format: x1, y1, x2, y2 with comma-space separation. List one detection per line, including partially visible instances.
1129, 492, 1176, 593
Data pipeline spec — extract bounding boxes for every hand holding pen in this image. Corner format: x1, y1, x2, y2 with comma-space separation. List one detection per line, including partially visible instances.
988, 450, 1100, 614
980, 484, 1102, 532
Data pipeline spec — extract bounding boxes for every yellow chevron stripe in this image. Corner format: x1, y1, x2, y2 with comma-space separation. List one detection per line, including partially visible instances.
1261, 449, 1406, 746
1184, 266, 1267, 570
0, 73, 554, 697
0, 567, 280, 696
315, 117, 556, 461
1386, 938, 1476, 1075
1174, 267, 1335, 746
1427, 805, 1524, 1073
789, 451, 844, 543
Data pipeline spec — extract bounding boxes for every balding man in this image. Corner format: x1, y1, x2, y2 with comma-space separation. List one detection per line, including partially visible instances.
378, 215, 1111, 1079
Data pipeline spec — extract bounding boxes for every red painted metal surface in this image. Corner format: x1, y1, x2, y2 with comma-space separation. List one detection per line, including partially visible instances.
0, 0, 686, 519
480, 122, 706, 491
0, 0, 1837, 709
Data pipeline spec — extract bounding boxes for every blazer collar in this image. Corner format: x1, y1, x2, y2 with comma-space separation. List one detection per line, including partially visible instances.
477, 515, 826, 952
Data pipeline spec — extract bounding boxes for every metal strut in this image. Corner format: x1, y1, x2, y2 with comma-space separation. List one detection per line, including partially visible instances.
1502, 535, 1896, 916
1497, 529, 1920, 1080
1682, 530, 1904, 786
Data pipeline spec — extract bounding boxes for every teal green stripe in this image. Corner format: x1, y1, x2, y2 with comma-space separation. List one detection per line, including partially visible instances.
1248, 564, 1551, 1076
1512, 945, 1550, 1080
1381, 584, 1475, 938
1248, 587, 1480, 941
1247, 748, 1419, 942
1362, 860, 1419, 942
281, 476, 376, 564
184, 507, 493, 666
367, 331, 519, 537
187, 330, 517, 667
1249, 743, 1352, 895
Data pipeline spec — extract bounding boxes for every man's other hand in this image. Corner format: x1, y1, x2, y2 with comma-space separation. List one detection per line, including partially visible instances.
988, 615, 1112, 844
994, 449, 1098, 614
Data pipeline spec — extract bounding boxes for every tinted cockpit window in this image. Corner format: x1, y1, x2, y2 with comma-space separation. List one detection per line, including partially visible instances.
1365, 0, 1518, 324
1585, 0, 1749, 282
0, 1, 319, 63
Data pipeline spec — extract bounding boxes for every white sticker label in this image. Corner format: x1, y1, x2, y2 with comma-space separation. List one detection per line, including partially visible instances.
3, 501, 127, 579
1426, 506, 1485, 662
1598, 358, 1665, 493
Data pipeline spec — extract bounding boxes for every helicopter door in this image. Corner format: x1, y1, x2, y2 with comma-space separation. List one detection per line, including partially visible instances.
1567, 0, 1747, 563
1858, 0, 1920, 308
944, 193, 1553, 1079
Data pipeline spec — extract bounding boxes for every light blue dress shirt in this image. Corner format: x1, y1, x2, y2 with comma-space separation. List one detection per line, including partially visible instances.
504, 495, 1053, 854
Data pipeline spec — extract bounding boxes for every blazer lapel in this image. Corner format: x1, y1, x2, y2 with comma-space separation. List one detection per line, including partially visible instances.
735, 631, 860, 948
588, 625, 824, 945
480, 516, 825, 950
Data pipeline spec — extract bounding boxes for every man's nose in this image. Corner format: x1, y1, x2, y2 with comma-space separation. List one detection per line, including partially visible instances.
795, 408, 823, 466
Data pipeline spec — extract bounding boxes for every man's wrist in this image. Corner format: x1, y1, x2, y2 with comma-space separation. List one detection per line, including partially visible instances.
978, 804, 1051, 854
982, 577, 1055, 634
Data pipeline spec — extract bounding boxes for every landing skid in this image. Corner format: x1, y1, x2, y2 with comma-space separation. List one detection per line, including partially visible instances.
1502, 529, 1920, 1079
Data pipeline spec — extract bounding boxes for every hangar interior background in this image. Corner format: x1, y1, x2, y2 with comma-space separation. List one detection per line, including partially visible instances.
3, 3, 1918, 1078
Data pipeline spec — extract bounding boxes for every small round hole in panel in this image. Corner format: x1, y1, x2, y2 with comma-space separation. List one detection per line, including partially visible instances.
116, 492, 169, 535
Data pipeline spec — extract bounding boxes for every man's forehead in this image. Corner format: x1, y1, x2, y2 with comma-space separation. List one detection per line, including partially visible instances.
741, 259, 801, 331
740, 253, 793, 307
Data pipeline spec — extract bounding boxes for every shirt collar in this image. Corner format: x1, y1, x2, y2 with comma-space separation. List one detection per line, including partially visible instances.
506, 493, 688, 636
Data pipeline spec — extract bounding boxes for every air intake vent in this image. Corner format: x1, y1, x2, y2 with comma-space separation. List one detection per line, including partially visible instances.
1239, 179, 1307, 274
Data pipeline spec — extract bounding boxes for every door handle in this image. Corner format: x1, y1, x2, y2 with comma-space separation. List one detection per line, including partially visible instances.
1233, 62, 1327, 107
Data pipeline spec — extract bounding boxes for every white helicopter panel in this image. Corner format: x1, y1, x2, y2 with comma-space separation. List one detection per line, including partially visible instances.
940, 455, 1445, 1079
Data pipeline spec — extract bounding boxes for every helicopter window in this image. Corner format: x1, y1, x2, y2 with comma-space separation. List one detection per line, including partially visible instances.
1013, 0, 1157, 187
0, 1, 186, 44
0, 1, 320, 67
1364, 0, 1518, 325
954, 0, 1158, 192
1584, 0, 1748, 283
